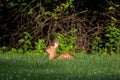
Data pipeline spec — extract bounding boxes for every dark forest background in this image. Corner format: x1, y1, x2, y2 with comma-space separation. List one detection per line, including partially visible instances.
0, 0, 120, 54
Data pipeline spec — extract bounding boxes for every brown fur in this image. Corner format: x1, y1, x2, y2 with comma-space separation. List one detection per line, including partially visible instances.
45, 41, 75, 60
57, 52, 75, 59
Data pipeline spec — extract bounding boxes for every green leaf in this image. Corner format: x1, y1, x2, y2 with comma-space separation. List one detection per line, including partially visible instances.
25, 35, 29, 40
108, 6, 113, 10
18, 39, 25, 43
54, 16, 58, 20
21, 3, 27, 6
9, 2, 15, 7
105, 43, 111, 47
115, 4, 120, 7
24, 32, 32, 39
26, 40, 31, 46
45, 11, 52, 16
111, 17, 117, 22
105, 34, 111, 37
110, 38, 115, 43
27, 8, 33, 15
11, 48, 17, 52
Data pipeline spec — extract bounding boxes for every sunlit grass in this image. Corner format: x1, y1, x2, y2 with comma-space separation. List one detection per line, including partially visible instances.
0, 53, 120, 80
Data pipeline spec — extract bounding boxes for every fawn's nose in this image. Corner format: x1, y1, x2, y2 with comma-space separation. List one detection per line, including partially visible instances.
45, 46, 52, 54
45, 46, 56, 54
45, 48, 49, 54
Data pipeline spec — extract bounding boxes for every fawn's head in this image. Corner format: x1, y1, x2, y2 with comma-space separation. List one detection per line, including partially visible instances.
45, 41, 59, 54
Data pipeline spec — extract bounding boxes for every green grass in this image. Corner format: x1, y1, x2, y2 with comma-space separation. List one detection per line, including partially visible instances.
0, 53, 120, 80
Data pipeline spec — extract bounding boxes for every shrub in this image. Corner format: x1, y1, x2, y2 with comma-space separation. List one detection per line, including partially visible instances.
92, 23, 120, 54
55, 28, 78, 54
34, 39, 46, 54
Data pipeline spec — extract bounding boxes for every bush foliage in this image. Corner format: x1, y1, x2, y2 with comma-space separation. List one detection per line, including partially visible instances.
0, 0, 120, 54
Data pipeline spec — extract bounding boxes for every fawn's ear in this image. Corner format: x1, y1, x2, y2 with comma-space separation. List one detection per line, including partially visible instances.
54, 41, 59, 48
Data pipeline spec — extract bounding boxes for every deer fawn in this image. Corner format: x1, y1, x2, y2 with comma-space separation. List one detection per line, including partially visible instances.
45, 41, 75, 60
